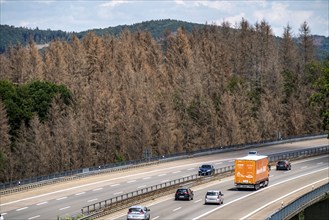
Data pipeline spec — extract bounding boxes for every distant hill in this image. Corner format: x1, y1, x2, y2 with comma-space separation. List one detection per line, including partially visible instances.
0, 19, 328, 60
0, 19, 203, 53
76, 19, 204, 39
310, 35, 329, 61
0, 25, 71, 53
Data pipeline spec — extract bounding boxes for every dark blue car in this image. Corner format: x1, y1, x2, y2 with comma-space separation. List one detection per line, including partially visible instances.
198, 164, 215, 176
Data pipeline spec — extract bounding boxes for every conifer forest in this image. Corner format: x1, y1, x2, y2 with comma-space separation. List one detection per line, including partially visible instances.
0, 19, 328, 183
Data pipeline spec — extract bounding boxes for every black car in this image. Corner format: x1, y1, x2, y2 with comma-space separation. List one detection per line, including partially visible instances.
276, 160, 291, 170
198, 164, 215, 176
175, 188, 194, 201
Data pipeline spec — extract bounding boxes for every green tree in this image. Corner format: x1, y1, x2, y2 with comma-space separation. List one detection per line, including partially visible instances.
311, 58, 329, 137
0, 80, 72, 136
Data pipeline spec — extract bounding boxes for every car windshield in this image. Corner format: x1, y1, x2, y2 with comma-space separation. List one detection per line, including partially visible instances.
177, 189, 187, 193
206, 192, 218, 196
201, 165, 211, 168
278, 161, 286, 165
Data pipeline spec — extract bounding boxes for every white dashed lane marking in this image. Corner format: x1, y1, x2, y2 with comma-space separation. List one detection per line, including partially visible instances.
16, 207, 28, 211
194, 199, 202, 203
173, 207, 181, 212
56, 197, 67, 200
87, 199, 98, 203
28, 215, 40, 219
36, 202, 48, 206
75, 192, 86, 196
59, 206, 70, 211
93, 188, 103, 191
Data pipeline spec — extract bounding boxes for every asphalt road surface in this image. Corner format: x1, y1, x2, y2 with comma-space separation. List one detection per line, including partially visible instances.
1, 138, 328, 219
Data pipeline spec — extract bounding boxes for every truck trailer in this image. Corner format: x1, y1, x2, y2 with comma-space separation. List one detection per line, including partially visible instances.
234, 154, 270, 190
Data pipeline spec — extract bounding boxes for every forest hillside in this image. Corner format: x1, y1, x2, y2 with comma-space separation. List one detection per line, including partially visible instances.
1, 19, 328, 60
0, 19, 328, 183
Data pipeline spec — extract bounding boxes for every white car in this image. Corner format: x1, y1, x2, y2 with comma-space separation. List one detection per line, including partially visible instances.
127, 205, 150, 220
205, 190, 224, 205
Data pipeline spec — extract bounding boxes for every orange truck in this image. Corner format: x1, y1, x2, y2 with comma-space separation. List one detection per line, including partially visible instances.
234, 155, 270, 190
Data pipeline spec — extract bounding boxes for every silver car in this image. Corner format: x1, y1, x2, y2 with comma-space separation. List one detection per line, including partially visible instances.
127, 205, 150, 220
205, 190, 224, 205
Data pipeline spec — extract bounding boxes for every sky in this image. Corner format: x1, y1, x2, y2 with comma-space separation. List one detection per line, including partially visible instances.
0, 0, 328, 37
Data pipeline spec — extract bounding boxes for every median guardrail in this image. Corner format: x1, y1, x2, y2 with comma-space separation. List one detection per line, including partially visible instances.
77, 145, 329, 220
79, 165, 235, 219
266, 183, 329, 220
1, 133, 327, 195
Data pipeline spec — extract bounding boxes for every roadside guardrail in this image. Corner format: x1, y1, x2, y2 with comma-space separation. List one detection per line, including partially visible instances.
266, 183, 329, 220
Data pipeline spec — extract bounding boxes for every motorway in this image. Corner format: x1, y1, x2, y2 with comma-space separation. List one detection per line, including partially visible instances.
0, 138, 328, 219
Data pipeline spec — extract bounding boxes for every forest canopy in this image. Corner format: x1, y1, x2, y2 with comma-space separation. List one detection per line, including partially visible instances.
0, 19, 328, 183
0, 80, 72, 135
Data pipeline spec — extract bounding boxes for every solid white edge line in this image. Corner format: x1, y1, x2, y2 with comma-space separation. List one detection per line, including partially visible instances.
192, 167, 328, 220
240, 178, 328, 220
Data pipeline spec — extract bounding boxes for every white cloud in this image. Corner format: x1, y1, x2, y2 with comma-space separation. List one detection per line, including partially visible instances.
100, 0, 129, 8
193, 0, 233, 11
174, 0, 233, 11
252, 2, 289, 23
35, 0, 56, 3
223, 13, 246, 27
174, 0, 185, 5
19, 21, 31, 28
